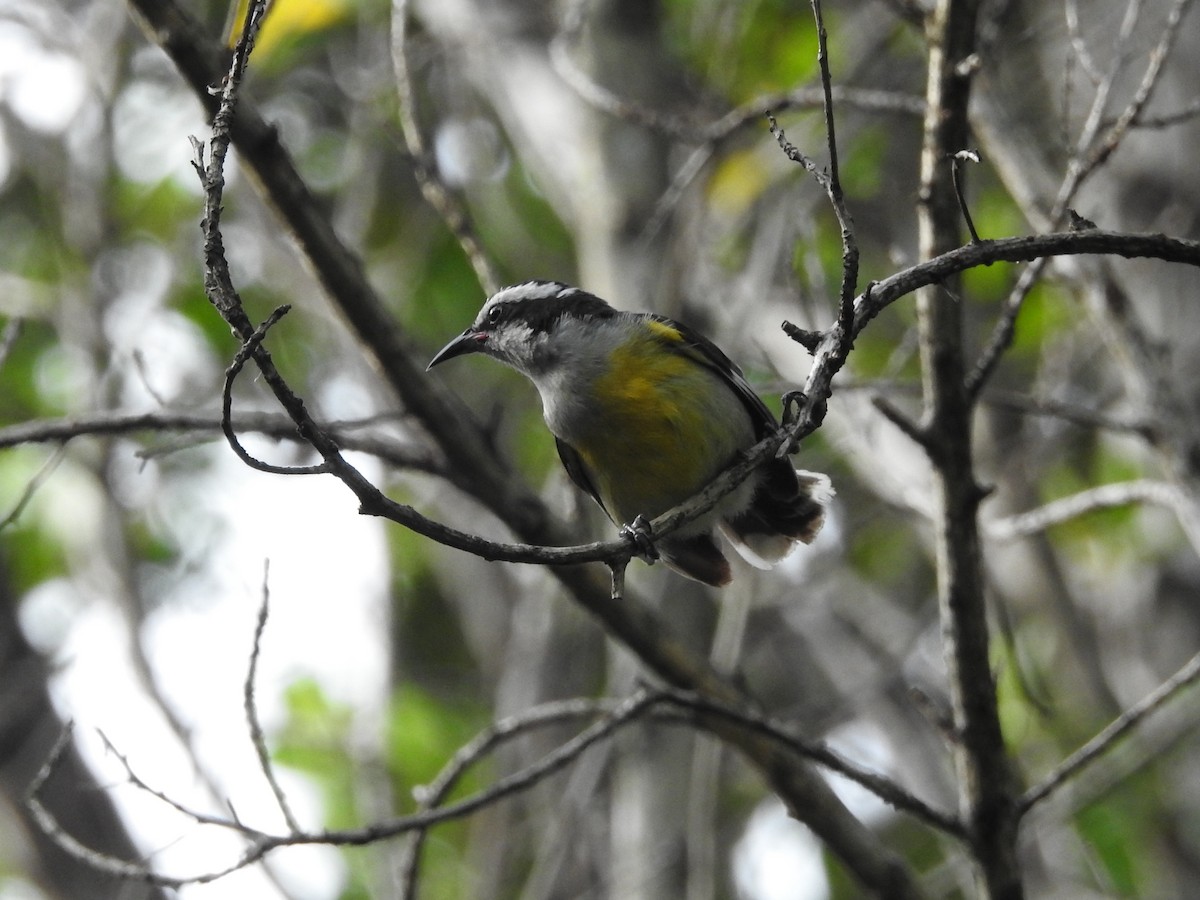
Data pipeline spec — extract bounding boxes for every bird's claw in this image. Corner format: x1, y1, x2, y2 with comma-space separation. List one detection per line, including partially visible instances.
781, 390, 808, 430
620, 515, 660, 563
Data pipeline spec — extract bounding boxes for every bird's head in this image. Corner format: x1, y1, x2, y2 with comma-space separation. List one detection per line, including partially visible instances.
427, 281, 618, 377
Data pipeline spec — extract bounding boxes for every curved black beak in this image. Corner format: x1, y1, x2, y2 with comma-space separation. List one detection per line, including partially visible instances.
427, 327, 487, 370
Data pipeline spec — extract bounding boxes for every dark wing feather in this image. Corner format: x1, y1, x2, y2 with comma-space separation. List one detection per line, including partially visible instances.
645, 314, 778, 437
555, 436, 609, 515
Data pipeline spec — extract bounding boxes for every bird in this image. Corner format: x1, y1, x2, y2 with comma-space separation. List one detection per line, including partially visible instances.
427, 280, 831, 586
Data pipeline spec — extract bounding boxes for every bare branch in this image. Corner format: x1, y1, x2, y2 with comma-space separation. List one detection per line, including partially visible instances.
220, 305, 330, 477
0, 445, 66, 531
1064, 0, 1104, 85
397, 696, 630, 899
1020, 650, 1200, 814
767, 112, 828, 186
987, 480, 1181, 541
390, 0, 499, 294
244, 563, 301, 834
656, 689, 965, 838
24, 725, 166, 881
809, 0, 860, 326
967, 0, 1194, 400
0, 317, 21, 371
871, 395, 932, 451
28, 691, 660, 889
950, 149, 982, 242
95, 729, 264, 836
550, 1, 697, 139
914, 0, 1023, 894
554, 0, 923, 145
0, 411, 444, 474
1075, 0, 1195, 182
1126, 96, 1200, 129
979, 389, 1156, 439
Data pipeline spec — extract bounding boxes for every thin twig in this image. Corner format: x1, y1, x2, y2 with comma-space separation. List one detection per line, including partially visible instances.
1064, 0, 1104, 85
395, 682, 968, 900
92, 729, 266, 835
24, 725, 165, 878
244, 562, 301, 833
871, 395, 932, 451
1125, 96, 1200, 129
397, 697, 629, 899
220, 305, 329, 476
767, 112, 828, 186
0, 316, 22, 370
1020, 650, 1200, 813
980, 390, 1156, 439
390, 0, 498, 293
30, 692, 660, 889
987, 479, 1181, 541
655, 688, 965, 837
765, 1, 860, 438
317, 689, 662, 846
966, 0, 1195, 401
0, 445, 66, 531
809, 0, 860, 326
0, 411, 443, 474
950, 149, 982, 242
1075, 0, 1194, 181
549, 4, 696, 139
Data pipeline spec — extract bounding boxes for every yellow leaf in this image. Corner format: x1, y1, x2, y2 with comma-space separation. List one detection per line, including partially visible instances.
225, 0, 354, 61
706, 149, 770, 216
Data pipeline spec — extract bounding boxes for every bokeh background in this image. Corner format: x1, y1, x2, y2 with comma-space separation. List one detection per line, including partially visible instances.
2, 0, 1200, 897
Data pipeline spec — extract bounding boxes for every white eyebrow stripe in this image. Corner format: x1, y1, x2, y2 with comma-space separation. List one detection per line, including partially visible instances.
495, 281, 567, 302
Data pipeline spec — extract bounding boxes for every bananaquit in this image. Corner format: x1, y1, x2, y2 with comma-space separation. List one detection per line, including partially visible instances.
428, 281, 831, 586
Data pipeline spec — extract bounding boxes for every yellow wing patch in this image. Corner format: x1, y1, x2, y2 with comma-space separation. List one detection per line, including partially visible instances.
645, 319, 685, 344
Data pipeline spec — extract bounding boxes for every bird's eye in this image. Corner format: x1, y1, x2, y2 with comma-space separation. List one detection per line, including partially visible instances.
485, 305, 503, 325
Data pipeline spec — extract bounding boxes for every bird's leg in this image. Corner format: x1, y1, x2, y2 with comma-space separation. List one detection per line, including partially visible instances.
620, 514, 660, 563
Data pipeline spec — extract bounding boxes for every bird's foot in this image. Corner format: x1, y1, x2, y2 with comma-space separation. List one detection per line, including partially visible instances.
620, 515, 660, 563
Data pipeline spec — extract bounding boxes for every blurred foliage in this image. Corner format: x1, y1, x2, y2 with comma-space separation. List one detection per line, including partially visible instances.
276, 679, 361, 827
386, 683, 488, 801
1075, 797, 1142, 894
1, 0, 1199, 898
838, 124, 888, 200
663, 0, 820, 100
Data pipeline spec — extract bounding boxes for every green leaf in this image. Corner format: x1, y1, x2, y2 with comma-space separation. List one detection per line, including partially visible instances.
387, 683, 487, 801
663, 0, 819, 101
1076, 802, 1141, 894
